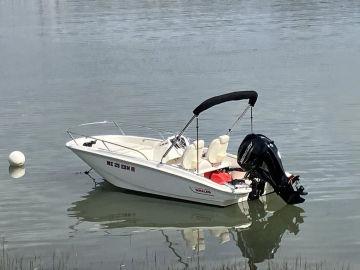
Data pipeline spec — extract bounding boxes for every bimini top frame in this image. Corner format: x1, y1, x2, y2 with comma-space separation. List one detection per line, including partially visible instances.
160, 91, 258, 165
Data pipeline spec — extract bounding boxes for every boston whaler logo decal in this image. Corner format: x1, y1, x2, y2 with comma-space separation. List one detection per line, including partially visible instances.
106, 160, 135, 172
189, 186, 213, 196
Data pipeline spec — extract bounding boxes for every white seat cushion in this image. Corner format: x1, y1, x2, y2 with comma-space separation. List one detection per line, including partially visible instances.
182, 145, 196, 169
206, 135, 229, 164
194, 139, 204, 162
181, 140, 204, 170
219, 135, 229, 144
194, 139, 204, 149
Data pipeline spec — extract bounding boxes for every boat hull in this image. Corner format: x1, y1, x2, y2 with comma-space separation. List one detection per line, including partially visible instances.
68, 146, 250, 206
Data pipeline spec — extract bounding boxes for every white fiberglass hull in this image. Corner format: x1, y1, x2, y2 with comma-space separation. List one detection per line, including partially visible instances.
67, 144, 250, 207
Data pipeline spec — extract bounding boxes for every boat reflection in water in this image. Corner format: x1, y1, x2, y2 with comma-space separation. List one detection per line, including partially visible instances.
68, 180, 305, 268
237, 197, 305, 269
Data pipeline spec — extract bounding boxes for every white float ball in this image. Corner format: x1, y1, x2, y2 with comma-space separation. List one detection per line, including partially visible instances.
8, 151, 25, 167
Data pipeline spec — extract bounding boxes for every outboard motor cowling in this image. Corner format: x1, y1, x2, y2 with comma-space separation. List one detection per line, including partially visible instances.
237, 134, 306, 204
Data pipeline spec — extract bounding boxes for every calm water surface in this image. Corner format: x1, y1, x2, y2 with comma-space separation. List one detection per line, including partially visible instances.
0, 0, 360, 269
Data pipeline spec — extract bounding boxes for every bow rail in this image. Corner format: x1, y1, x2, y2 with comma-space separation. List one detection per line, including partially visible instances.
66, 120, 175, 161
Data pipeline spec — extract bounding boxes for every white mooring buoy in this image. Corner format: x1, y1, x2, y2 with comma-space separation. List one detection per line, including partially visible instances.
8, 151, 26, 167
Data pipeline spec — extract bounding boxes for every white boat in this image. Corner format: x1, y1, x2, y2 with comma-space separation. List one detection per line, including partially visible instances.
66, 91, 306, 206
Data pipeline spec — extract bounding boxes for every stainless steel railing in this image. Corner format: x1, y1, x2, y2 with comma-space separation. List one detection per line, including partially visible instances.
66, 120, 175, 161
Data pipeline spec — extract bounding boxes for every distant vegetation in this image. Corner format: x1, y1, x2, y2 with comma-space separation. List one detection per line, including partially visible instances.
0, 254, 351, 270
176, 259, 351, 270
0, 240, 351, 270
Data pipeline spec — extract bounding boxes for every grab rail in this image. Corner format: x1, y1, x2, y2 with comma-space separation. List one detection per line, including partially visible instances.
73, 120, 174, 139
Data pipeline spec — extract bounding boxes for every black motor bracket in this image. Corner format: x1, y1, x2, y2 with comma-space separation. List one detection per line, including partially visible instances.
237, 133, 306, 204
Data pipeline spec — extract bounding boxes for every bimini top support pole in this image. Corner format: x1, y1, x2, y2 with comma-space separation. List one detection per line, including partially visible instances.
196, 117, 199, 174
227, 105, 251, 135
251, 106, 253, 133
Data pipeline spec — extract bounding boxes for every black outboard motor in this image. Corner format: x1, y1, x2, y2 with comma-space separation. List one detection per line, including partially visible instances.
237, 134, 306, 204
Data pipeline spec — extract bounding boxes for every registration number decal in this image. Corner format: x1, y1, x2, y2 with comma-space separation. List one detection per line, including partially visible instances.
106, 160, 135, 172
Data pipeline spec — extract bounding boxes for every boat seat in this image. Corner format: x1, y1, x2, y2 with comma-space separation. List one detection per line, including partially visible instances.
182, 140, 206, 170
206, 135, 230, 165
